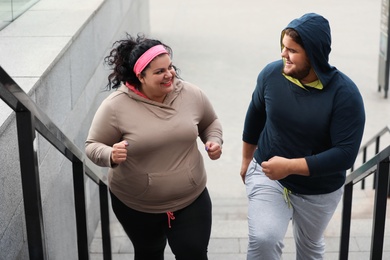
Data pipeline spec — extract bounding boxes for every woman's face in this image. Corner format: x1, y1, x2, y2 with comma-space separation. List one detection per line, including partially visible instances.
138, 54, 176, 102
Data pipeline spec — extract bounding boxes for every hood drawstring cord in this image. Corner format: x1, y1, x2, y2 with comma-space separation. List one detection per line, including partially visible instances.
167, 211, 175, 228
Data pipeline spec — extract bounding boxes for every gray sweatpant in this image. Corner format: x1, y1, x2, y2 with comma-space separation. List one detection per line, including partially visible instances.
245, 159, 343, 260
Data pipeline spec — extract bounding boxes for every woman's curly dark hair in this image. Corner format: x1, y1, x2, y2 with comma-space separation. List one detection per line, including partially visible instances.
104, 33, 178, 90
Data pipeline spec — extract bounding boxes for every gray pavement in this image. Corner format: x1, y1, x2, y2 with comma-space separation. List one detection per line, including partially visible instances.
90, 0, 390, 259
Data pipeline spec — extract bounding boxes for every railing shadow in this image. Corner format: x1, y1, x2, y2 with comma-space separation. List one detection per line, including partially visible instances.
0, 66, 112, 259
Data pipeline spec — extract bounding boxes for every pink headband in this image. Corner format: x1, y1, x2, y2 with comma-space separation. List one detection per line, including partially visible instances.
133, 45, 168, 74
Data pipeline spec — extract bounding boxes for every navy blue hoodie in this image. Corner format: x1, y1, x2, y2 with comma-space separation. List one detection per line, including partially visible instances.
243, 13, 365, 194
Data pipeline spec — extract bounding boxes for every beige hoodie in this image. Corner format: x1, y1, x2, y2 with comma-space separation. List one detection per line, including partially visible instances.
85, 79, 223, 213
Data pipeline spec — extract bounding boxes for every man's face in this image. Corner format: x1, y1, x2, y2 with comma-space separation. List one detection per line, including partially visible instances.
281, 34, 315, 84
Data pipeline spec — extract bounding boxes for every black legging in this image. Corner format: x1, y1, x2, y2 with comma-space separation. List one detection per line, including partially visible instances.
110, 188, 212, 260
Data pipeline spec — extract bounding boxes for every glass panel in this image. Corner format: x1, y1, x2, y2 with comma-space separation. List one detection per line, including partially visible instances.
0, 0, 12, 30
0, 0, 40, 30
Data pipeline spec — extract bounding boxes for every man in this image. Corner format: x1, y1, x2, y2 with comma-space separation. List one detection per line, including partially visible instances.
240, 13, 365, 259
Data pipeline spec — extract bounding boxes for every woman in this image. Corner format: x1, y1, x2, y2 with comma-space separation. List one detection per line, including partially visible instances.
85, 34, 223, 260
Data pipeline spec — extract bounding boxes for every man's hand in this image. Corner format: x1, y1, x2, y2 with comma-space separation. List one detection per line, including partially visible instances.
261, 156, 309, 180
240, 165, 249, 184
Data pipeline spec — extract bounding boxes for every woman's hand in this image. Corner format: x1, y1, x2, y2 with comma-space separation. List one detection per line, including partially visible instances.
205, 141, 222, 160
111, 140, 129, 165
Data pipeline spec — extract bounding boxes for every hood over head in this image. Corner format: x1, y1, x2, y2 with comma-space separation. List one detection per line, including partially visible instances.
281, 13, 336, 86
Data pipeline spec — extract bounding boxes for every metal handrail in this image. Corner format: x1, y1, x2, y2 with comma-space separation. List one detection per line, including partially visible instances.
340, 145, 390, 260
358, 126, 390, 154
350, 125, 390, 190
0, 66, 112, 259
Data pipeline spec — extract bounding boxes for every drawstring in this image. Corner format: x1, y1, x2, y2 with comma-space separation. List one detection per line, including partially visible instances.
283, 187, 292, 208
167, 211, 175, 228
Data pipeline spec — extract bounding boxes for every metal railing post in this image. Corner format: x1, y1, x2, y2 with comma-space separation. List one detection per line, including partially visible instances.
370, 158, 390, 260
16, 111, 47, 260
339, 183, 353, 260
373, 137, 381, 189
72, 159, 89, 260
361, 147, 367, 189
99, 183, 112, 260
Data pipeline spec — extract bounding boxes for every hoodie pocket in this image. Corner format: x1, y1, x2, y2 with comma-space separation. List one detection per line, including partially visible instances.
135, 166, 202, 203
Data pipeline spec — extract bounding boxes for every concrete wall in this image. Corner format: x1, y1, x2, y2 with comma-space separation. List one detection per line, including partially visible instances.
0, 0, 149, 259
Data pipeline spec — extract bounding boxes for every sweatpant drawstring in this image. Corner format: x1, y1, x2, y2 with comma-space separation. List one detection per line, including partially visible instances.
167, 211, 175, 228
283, 187, 292, 208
